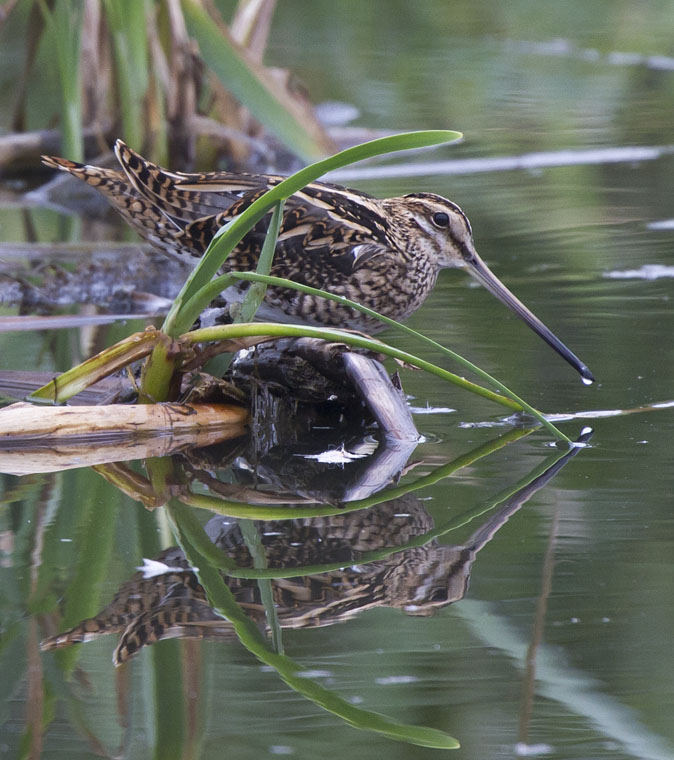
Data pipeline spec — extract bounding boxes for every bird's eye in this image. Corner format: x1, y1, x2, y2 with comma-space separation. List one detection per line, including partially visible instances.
432, 212, 450, 228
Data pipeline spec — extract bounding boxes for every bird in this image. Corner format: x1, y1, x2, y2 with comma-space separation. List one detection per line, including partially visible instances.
42, 140, 594, 383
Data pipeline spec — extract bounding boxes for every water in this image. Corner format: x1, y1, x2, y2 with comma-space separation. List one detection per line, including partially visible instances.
2, 2, 674, 758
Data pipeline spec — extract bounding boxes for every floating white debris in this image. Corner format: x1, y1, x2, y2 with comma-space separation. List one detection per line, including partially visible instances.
374, 675, 420, 685
515, 38, 674, 71
300, 443, 371, 464
137, 557, 196, 578
604, 264, 674, 280
514, 742, 553, 756
607, 51, 645, 66
315, 100, 360, 126
647, 219, 674, 230
459, 420, 510, 429
647, 55, 674, 70
547, 409, 622, 423
295, 669, 332, 679
408, 405, 456, 415
652, 400, 674, 409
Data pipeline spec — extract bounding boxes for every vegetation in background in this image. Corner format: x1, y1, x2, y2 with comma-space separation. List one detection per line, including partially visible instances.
1, 0, 334, 171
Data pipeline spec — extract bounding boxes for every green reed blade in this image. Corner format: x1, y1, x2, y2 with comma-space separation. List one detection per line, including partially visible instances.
179, 270, 570, 441
235, 200, 285, 323
238, 519, 284, 654
102, 0, 150, 150
37, 0, 83, 161
181, 321, 570, 442
200, 199, 286, 377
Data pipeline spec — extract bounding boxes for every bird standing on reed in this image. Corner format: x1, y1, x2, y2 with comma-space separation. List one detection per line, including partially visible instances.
43, 140, 594, 383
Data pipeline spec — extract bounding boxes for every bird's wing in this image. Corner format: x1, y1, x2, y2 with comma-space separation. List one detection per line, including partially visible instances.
45, 142, 404, 275
114, 138, 381, 223
114, 139, 399, 273
171, 197, 399, 291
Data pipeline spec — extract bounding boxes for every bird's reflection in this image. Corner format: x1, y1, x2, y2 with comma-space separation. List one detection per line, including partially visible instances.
41, 498, 469, 664
41, 429, 591, 664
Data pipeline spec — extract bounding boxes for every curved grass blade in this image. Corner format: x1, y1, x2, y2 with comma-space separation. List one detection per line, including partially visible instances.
177, 270, 569, 442
182, 319, 519, 408
182, 321, 569, 442
175, 429, 532, 587
177, 427, 532, 525
232, 429, 579, 580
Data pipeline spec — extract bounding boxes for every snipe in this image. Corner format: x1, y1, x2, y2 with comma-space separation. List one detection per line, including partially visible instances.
43, 140, 594, 382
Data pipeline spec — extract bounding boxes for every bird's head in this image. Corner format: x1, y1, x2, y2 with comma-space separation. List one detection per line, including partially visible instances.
384, 192, 477, 270
384, 192, 594, 383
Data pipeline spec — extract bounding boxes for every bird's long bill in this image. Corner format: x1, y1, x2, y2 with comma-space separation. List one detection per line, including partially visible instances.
465, 253, 595, 383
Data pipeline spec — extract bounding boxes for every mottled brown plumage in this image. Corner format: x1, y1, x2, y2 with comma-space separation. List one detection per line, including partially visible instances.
42, 140, 594, 380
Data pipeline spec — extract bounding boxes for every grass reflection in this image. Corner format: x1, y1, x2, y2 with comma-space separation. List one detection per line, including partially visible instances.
166, 498, 460, 749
